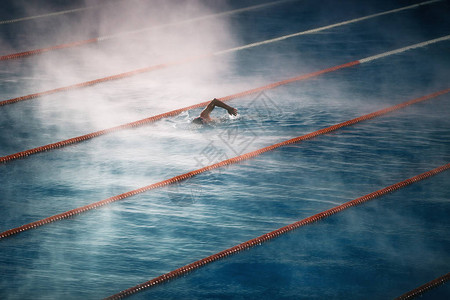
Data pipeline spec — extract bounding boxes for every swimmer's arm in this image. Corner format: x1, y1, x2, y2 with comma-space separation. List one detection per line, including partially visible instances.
200, 98, 237, 119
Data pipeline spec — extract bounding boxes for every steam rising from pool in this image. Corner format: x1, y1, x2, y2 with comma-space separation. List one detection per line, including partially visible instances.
4, 0, 261, 132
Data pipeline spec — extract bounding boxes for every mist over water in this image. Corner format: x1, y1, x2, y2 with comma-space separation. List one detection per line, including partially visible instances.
1, 0, 247, 137
1, 0, 450, 299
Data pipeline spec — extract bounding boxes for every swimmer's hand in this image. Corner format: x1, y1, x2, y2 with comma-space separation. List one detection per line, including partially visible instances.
227, 107, 238, 116
203, 98, 238, 117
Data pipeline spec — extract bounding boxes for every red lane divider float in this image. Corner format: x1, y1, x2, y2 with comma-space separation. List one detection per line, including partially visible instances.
1, 34, 449, 107
0, 60, 360, 163
395, 272, 450, 300
0, 89, 447, 239
0, 38, 98, 60
104, 163, 450, 299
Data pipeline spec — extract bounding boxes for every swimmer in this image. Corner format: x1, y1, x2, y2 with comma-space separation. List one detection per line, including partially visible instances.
192, 98, 238, 124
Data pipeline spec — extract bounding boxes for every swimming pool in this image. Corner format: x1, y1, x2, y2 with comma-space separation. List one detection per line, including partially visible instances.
1, 0, 449, 299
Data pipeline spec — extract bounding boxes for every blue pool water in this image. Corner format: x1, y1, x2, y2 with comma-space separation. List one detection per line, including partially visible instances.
1, 0, 449, 299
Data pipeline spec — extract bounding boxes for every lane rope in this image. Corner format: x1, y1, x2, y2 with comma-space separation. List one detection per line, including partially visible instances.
0, 0, 295, 60
0, 0, 441, 60
360, 34, 450, 63
0, 5, 97, 25
104, 163, 450, 299
395, 272, 450, 300
0, 88, 448, 239
0, 38, 99, 60
1, 33, 449, 107
0, 60, 359, 164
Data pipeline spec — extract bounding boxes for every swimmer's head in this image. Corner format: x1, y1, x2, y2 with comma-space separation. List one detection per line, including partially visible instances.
192, 117, 206, 125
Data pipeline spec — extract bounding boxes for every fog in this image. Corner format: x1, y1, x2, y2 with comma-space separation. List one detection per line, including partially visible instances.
1, 0, 256, 135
